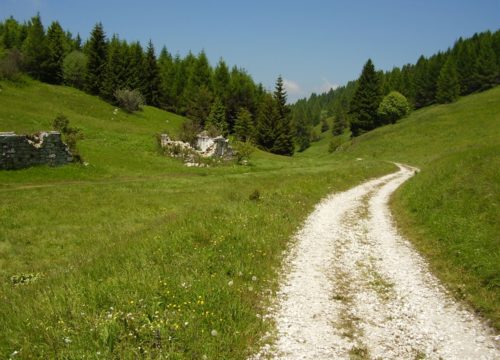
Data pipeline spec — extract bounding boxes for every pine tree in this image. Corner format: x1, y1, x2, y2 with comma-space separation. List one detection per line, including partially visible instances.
205, 97, 227, 135
85, 22, 107, 96
45, 21, 66, 84
454, 38, 476, 95
256, 93, 278, 151
22, 14, 49, 81
349, 59, 382, 136
158, 46, 175, 109
294, 107, 312, 152
142, 40, 161, 106
102, 35, 126, 101
272, 76, 294, 155
186, 85, 213, 125
473, 35, 497, 91
126, 41, 145, 91
332, 106, 347, 136
234, 107, 254, 142
436, 57, 460, 103
413, 56, 434, 108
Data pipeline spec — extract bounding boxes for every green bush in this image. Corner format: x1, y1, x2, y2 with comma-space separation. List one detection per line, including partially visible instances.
0, 49, 23, 80
114, 89, 144, 113
328, 137, 342, 153
377, 91, 411, 124
52, 114, 84, 162
62, 51, 88, 89
232, 140, 255, 164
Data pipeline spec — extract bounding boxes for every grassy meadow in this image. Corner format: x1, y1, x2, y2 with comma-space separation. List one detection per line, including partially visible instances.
0, 79, 392, 358
0, 79, 498, 358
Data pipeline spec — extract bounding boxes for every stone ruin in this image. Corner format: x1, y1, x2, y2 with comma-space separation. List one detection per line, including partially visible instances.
0, 131, 73, 170
160, 131, 233, 163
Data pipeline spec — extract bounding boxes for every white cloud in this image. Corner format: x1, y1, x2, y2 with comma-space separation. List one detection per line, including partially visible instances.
283, 78, 302, 96
317, 78, 339, 93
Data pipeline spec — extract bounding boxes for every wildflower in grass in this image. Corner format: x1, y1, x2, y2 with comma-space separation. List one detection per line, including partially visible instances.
228, 280, 234, 286
252, 276, 257, 281
63, 337, 72, 344
211, 329, 218, 336
10, 350, 19, 357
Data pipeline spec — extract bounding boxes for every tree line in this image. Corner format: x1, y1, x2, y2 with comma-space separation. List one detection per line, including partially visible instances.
0, 15, 294, 155
291, 30, 500, 145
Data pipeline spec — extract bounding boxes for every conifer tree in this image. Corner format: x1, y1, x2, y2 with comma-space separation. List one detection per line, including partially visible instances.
294, 107, 312, 152
213, 59, 231, 116
158, 46, 175, 109
205, 97, 227, 135
85, 22, 107, 95
45, 21, 66, 84
126, 41, 145, 91
256, 93, 278, 151
436, 57, 460, 103
102, 36, 126, 101
454, 38, 476, 95
473, 35, 497, 91
272, 76, 294, 155
234, 107, 254, 142
142, 40, 161, 106
413, 56, 434, 108
332, 106, 347, 136
349, 59, 382, 136
22, 14, 49, 81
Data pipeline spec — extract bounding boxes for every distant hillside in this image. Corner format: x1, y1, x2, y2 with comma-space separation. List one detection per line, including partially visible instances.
0, 78, 188, 178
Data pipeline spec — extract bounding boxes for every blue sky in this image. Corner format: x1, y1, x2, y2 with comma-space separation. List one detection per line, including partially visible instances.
1, 0, 499, 102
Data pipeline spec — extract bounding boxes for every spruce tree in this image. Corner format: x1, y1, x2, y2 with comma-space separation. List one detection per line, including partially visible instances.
158, 46, 175, 109
234, 107, 254, 142
436, 57, 460, 103
127, 41, 145, 91
473, 35, 497, 91
256, 93, 278, 151
142, 40, 161, 106
413, 56, 434, 108
85, 22, 107, 96
294, 107, 312, 152
102, 36, 126, 101
214, 59, 230, 103
272, 76, 294, 155
205, 97, 227, 135
45, 21, 66, 84
332, 106, 347, 136
22, 14, 49, 81
349, 59, 382, 136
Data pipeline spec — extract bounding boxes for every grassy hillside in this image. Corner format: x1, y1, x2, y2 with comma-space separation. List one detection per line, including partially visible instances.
306, 87, 500, 328
0, 79, 392, 358
1, 79, 498, 358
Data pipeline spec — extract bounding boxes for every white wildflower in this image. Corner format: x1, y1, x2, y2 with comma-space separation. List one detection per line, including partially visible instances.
211, 329, 218, 337
228, 280, 234, 286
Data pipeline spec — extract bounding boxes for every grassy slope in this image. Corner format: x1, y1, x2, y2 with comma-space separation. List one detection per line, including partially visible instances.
0, 80, 392, 358
304, 87, 500, 329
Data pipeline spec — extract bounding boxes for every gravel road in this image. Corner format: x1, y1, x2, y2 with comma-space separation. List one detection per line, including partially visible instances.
251, 164, 499, 360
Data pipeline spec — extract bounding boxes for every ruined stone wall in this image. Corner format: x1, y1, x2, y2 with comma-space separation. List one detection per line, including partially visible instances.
0, 131, 73, 170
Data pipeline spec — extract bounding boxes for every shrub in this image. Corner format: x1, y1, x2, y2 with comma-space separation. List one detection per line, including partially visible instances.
114, 89, 144, 113
249, 189, 260, 201
179, 119, 201, 146
377, 91, 411, 125
52, 114, 84, 162
328, 137, 342, 153
232, 141, 254, 164
0, 48, 23, 80
62, 51, 88, 89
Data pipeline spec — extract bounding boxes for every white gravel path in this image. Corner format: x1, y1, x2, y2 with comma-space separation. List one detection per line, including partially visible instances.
250, 164, 499, 360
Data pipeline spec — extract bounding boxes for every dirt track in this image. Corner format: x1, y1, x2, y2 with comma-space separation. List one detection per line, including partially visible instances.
251, 164, 499, 359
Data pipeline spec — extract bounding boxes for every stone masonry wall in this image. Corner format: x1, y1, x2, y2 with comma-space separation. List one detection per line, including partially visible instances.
0, 131, 73, 170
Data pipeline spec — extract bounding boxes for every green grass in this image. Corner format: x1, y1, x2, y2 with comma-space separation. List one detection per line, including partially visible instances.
0, 79, 392, 358
330, 87, 499, 329
1, 79, 498, 358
